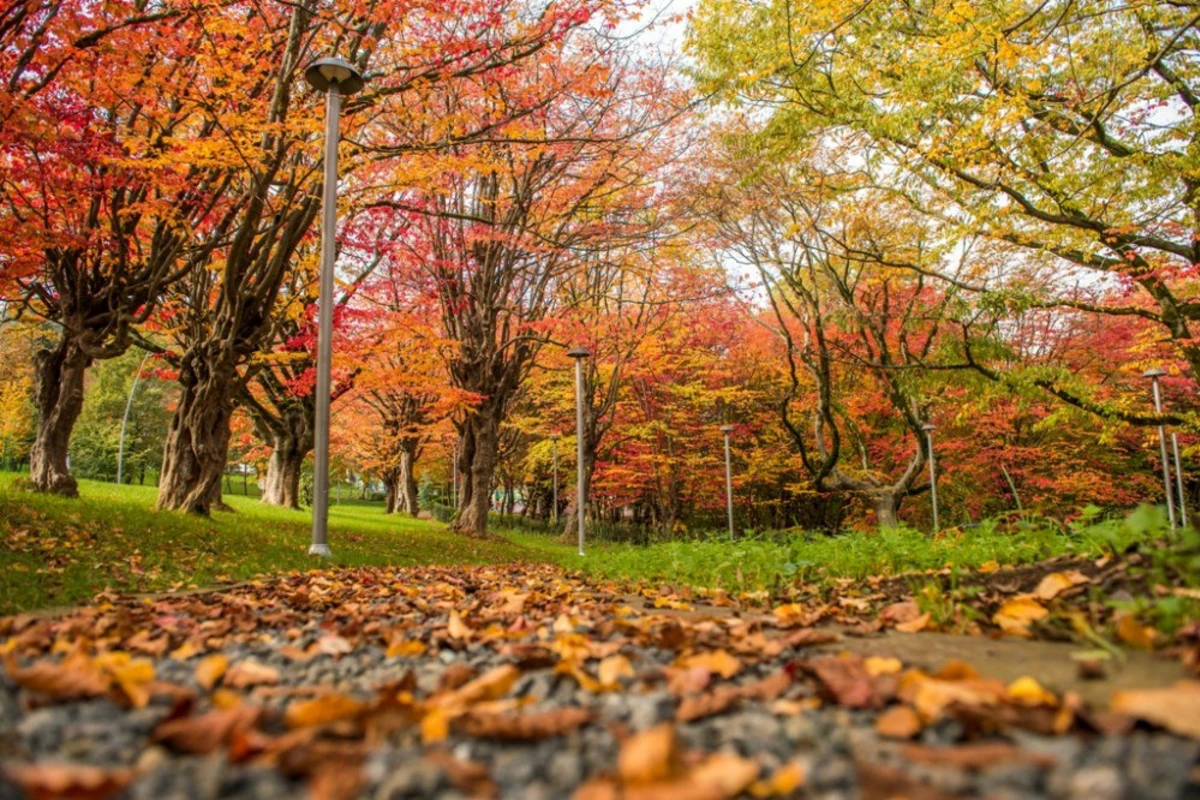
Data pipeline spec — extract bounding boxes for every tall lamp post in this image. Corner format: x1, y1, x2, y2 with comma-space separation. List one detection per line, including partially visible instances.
568, 347, 589, 556
305, 57, 366, 557
1144, 368, 1181, 528
551, 434, 560, 525
922, 423, 939, 533
116, 351, 153, 486
720, 425, 735, 541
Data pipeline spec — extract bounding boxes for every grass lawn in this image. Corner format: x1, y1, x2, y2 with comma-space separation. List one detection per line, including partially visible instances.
0, 474, 539, 614
504, 506, 1178, 594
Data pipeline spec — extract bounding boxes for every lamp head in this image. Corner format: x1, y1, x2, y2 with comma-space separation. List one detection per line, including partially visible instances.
1142, 367, 1167, 379
921, 423, 936, 432
304, 57, 366, 95
720, 425, 735, 434
567, 346, 590, 360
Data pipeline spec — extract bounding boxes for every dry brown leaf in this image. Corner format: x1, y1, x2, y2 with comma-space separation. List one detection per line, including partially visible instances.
284, 694, 367, 729
993, 596, 1049, 637
2, 762, 134, 800
900, 672, 1008, 722
153, 706, 262, 754
874, 706, 922, 739
687, 752, 761, 797
805, 655, 877, 708
1033, 571, 1090, 601
899, 742, 1057, 769
1111, 681, 1200, 739
316, 634, 353, 658
194, 654, 228, 690
880, 601, 921, 626
618, 724, 682, 784
438, 664, 520, 711
385, 639, 427, 659
3, 652, 110, 702
748, 762, 805, 797
598, 654, 635, 688
224, 660, 279, 689
448, 610, 473, 640
455, 706, 592, 740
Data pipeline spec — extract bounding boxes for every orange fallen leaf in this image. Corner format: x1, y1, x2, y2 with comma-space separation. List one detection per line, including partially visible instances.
895, 612, 931, 634
1111, 681, 1200, 739
2, 762, 134, 800
386, 639, 427, 659
1115, 615, 1157, 650
1006, 676, 1056, 707
618, 724, 681, 784
874, 705, 922, 739
448, 610, 473, 640
284, 694, 366, 729
748, 762, 805, 797
679, 650, 741, 680
153, 706, 262, 754
194, 654, 228, 690
598, 654, 635, 688
880, 601, 921, 626
993, 596, 1048, 637
864, 656, 903, 678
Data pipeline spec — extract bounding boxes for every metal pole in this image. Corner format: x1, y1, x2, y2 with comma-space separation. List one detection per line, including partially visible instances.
568, 347, 589, 556
552, 436, 559, 525
923, 423, 938, 533
117, 352, 152, 485
1172, 432, 1187, 528
721, 425, 734, 541
1148, 372, 1177, 528
452, 443, 458, 508
309, 85, 341, 557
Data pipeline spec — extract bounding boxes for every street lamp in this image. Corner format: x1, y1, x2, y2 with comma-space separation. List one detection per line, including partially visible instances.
922, 423, 939, 533
568, 346, 590, 556
551, 434, 560, 525
720, 425, 735, 541
1144, 368, 1181, 528
305, 56, 366, 557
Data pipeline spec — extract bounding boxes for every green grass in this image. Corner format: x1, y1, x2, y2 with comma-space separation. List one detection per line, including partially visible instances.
504, 506, 1177, 594
0, 474, 540, 614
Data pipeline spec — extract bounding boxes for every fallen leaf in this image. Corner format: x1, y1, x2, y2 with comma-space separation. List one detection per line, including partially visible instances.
618, 724, 681, 784
448, 610, 473, 640
894, 612, 931, 634
864, 656, 903, 677
3, 652, 109, 702
316, 634, 353, 658
1006, 676, 1056, 707
1111, 681, 1200, 739
874, 705, 922, 739
194, 654, 228, 690
284, 694, 366, 729
455, 707, 592, 740
224, 660, 279, 689
880, 601, 921, 626
386, 639, 427, 659
679, 650, 741, 680
2, 762, 134, 800
899, 742, 1057, 769
993, 596, 1049, 637
748, 762, 805, 797
598, 654, 635, 688
1033, 571, 1090, 601
153, 706, 262, 754
805, 655, 877, 708
1115, 615, 1157, 650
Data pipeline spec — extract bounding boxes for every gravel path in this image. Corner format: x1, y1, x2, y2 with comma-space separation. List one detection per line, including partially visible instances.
1, 565, 1197, 799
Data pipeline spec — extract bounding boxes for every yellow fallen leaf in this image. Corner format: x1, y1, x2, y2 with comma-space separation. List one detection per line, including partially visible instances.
1034, 571, 1090, 601
169, 641, 202, 661
94, 653, 155, 709
386, 639, 427, 659
772, 603, 806, 624
284, 693, 366, 729
1006, 676, 1056, 707
421, 706, 450, 743
194, 654, 228, 690
749, 762, 805, 797
864, 656, 903, 677
618, 724, 681, 784
1111, 682, 1200, 739
680, 650, 741, 679
598, 654, 635, 688
688, 752, 760, 796
448, 610, 473, 640
993, 596, 1048, 637
977, 561, 1001, 574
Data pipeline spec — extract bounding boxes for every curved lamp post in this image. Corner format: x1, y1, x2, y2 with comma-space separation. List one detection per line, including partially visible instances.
1144, 368, 1182, 528
568, 347, 589, 556
305, 57, 366, 557
922, 423, 939, 533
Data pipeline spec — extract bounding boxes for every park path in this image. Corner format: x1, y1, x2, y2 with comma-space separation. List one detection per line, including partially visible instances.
0, 563, 1197, 799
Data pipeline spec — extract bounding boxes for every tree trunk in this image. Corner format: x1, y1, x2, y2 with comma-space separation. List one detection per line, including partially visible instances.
398, 445, 419, 517
383, 468, 400, 514
157, 353, 237, 515
455, 412, 499, 536
870, 492, 902, 529
262, 441, 305, 510
29, 334, 92, 496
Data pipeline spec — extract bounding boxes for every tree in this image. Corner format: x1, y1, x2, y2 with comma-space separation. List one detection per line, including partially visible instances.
689, 0, 1200, 405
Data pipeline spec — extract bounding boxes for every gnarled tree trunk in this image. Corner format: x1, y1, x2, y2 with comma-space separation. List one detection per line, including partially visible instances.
157, 351, 237, 515
262, 440, 306, 509
869, 492, 902, 529
398, 444, 419, 517
455, 410, 499, 535
29, 333, 92, 496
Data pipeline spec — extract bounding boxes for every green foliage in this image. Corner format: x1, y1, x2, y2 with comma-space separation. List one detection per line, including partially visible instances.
70, 350, 173, 484
0, 475, 540, 614
505, 509, 1171, 592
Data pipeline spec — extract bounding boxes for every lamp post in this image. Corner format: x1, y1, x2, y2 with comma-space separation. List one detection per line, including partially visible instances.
551, 434, 560, 525
116, 351, 153, 486
305, 57, 366, 557
720, 425, 735, 541
568, 346, 589, 556
1144, 368, 1179, 528
922, 423, 939, 533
